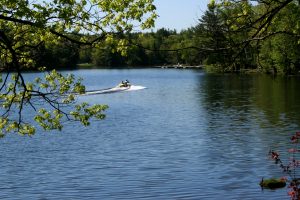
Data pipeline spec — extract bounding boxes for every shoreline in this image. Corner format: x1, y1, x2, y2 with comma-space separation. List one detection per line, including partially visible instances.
76, 63, 204, 69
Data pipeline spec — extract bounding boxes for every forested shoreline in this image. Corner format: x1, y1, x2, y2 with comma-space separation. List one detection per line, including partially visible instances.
31, 1, 300, 75
35, 28, 201, 70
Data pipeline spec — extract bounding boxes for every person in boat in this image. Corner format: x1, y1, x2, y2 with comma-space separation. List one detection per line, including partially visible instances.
118, 80, 130, 88
125, 80, 131, 87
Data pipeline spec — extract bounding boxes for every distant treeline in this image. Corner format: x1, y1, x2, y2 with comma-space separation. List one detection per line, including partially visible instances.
35, 28, 202, 69
36, 1, 300, 75
78, 29, 203, 68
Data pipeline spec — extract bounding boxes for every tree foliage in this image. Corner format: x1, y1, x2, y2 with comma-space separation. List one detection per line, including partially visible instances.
11, 0, 300, 75
0, 0, 157, 136
204, 0, 300, 74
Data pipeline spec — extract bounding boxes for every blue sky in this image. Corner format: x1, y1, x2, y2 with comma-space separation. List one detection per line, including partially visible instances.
153, 0, 210, 31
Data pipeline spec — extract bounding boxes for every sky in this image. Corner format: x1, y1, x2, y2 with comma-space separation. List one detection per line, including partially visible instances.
153, 0, 210, 31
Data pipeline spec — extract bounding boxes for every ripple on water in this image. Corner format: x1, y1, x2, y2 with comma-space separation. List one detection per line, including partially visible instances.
0, 70, 297, 200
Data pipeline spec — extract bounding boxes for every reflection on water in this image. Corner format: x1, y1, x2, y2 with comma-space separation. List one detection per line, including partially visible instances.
198, 74, 300, 199
201, 74, 300, 128
1, 69, 300, 199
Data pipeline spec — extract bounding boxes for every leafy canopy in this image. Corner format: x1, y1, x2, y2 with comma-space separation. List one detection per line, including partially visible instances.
197, 0, 300, 73
0, 0, 157, 137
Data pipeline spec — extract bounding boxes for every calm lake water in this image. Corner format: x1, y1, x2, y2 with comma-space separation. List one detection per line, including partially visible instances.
1, 69, 300, 199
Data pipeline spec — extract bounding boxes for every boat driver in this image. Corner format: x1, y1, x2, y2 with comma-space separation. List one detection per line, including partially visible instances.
124, 80, 130, 87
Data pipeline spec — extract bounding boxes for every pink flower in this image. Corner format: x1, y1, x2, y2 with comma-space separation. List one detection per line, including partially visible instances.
271, 151, 280, 160
291, 135, 298, 143
288, 190, 296, 197
288, 148, 299, 153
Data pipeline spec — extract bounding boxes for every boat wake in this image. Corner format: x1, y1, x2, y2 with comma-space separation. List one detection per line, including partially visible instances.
82, 85, 146, 95
127, 85, 147, 91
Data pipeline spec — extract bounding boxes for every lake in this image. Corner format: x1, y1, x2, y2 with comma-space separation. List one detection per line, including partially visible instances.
1, 69, 300, 199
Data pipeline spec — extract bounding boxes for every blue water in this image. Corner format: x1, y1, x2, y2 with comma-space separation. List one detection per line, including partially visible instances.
1, 69, 299, 199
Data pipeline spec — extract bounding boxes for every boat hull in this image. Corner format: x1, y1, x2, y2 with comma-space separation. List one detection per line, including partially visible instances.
82, 85, 146, 95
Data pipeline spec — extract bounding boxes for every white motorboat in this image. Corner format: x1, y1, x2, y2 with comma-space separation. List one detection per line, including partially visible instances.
82, 84, 146, 95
